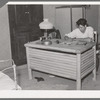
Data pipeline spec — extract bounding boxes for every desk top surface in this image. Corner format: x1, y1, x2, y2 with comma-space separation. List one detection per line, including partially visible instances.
25, 39, 95, 54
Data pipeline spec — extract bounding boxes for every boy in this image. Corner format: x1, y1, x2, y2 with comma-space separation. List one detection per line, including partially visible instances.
64, 18, 94, 42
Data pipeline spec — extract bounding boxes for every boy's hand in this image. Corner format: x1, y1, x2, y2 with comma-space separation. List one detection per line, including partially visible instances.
64, 36, 69, 40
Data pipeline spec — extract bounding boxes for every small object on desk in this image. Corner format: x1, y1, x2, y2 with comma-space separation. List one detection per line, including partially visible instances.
77, 41, 87, 45
60, 41, 72, 45
40, 36, 46, 41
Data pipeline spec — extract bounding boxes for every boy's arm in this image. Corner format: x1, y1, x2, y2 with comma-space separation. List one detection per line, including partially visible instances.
73, 38, 93, 42
83, 37, 93, 42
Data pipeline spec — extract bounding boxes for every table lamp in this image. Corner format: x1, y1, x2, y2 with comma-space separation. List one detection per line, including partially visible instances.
39, 18, 53, 40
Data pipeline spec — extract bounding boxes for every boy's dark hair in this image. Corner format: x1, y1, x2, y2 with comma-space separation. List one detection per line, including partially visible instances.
76, 18, 88, 26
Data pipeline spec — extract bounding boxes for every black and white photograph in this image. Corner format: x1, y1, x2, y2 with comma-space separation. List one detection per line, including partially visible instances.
1, 0, 100, 98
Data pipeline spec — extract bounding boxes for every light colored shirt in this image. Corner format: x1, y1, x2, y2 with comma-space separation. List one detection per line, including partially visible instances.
65, 26, 94, 39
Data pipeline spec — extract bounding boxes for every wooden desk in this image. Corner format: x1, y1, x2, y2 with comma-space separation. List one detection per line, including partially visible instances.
25, 39, 96, 90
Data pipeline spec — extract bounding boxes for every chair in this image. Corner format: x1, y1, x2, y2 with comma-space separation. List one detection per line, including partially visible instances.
48, 29, 61, 39
0, 59, 21, 90
93, 31, 100, 71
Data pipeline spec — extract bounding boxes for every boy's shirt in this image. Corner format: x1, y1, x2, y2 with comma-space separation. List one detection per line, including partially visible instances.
65, 26, 94, 39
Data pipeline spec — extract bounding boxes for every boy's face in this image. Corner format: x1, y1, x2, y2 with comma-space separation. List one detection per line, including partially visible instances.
78, 25, 86, 33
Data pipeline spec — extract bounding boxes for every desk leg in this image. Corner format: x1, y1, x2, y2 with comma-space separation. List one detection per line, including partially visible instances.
77, 77, 81, 90
93, 68, 96, 81
93, 46, 96, 81
28, 68, 32, 80
76, 53, 81, 90
26, 47, 33, 80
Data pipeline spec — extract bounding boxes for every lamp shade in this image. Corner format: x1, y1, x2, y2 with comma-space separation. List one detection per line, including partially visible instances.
39, 19, 53, 29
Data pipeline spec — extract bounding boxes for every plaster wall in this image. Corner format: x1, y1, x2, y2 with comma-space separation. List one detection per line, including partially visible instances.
85, 5, 99, 32
0, 4, 12, 60
43, 5, 56, 26
97, 6, 100, 43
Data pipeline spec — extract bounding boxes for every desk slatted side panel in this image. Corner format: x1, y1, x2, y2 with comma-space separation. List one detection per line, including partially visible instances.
81, 48, 94, 78
28, 48, 77, 79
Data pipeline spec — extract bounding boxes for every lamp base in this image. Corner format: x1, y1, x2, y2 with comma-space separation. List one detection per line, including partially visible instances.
42, 39, 52, 45
40, 30, 52, 45
44, 30, 48, 39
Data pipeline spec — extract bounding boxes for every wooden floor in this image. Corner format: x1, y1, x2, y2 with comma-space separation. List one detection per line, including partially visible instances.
6, 62, 100, 90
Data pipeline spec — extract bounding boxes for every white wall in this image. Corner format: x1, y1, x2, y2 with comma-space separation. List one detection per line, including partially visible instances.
43, 5, 56, 26
86, 5, 99, 32
97, 6, 100, 43
0, 4, 12, 60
